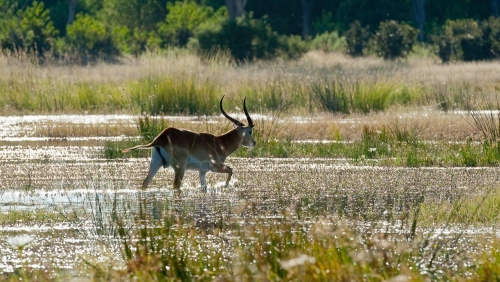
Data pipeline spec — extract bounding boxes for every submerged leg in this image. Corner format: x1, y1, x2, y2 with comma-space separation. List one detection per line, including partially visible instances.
172, 161, 187, 190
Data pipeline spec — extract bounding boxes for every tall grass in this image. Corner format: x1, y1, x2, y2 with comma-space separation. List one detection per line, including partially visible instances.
2, 51, 500, 115
129, 75, 219, 115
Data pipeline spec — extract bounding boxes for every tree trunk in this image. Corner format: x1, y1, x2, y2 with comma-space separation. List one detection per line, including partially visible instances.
412, 0, 425, 42
491, 0, 499, 17
225, 0, 248, 20
301, 0, 313, 40
67, 0, 78, 25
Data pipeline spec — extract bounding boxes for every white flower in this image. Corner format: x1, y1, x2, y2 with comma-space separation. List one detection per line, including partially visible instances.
368, 147, 377, 152
7, 235, 34, 248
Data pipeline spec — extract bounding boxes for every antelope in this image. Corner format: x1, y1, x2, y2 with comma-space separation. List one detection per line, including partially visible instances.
122, 96, 255, 192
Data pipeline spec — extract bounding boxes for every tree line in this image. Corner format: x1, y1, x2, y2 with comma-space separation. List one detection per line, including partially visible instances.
0, 0, 499, 62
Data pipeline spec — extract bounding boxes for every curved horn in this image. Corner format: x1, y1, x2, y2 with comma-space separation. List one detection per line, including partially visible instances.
220, 95, 244, 126
243, 97, 253, 127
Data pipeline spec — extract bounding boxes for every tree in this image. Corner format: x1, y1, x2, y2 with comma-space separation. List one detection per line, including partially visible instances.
2, 1, 59, 56
412, 0, 425, 41
100, 0, 167, 31
225, 0, 247, 20
67, 0, 78, 29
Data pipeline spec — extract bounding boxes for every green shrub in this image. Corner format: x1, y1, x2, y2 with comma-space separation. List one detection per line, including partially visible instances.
450, 19, 483, 61
195, 13, 281, 61
157, 1, 220, 47
111, 26, 160, 56
312, 11, 338, 35
0, 1, 58, 56
62, 14, 119, 60
481, 16, 500, 59
343, 21, 371, 57
432, 32, 454, 63
276, 34, 309, 59
433, 19, 483, 62
370, 20, 418, 60
310, 31, 347, 53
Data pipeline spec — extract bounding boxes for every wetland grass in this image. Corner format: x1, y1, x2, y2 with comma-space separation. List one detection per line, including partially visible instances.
1, 51, 500, 115
103, 112, 500, 167
75, 178, 500, 281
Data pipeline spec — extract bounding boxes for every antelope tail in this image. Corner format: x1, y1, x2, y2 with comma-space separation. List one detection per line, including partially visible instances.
122, 143, 154, 153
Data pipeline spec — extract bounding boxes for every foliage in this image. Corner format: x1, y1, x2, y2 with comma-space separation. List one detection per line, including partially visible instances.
433, 19, 483, 63
111, 26, 161, 56
370, 20, 418, 59
276, 34, 310, 59
312, 11, 338, 35
310, 31, 347, 53
0, 1, 58, 56
336, 0, 412, 31
343, 21, 370, 57
60, 14, 119, 60
157, 1, 221, 47
481, 16, 500, 59
98, 0, 167, 32
195, 13, 281, 61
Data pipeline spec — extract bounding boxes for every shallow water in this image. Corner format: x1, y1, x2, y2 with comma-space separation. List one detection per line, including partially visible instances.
0, 115, 500, 275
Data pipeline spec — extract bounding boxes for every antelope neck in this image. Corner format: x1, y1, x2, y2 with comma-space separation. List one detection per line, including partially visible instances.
219, 129, 241, 156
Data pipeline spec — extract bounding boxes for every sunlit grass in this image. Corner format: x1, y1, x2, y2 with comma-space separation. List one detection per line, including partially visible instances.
1, 50, 500, 115
0, 209, 71, 226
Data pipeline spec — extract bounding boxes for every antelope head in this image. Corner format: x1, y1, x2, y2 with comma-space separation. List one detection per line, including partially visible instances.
220, 95, 256, 148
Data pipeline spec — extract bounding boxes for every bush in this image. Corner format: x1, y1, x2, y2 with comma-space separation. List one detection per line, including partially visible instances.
432, 32, 455, 63
157, 1, 220, 48
111, 26, 160, 56
195, 13, 281, 61
450, 19, 483, 61
61, 14, 119, 60
0, 1, 58, 56
370, 20, 418, 60
276, 34, 309, 59
481, 16, 500, 59
433, 19, 483, 63
312, 11, 338, 35
310, 31, 347, 53
343, 21, 370, 57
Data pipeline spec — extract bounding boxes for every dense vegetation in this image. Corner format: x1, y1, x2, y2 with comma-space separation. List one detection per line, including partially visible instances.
1, 0, 500, 62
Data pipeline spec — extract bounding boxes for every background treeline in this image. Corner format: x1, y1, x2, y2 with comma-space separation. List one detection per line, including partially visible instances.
1, 0, 500, 62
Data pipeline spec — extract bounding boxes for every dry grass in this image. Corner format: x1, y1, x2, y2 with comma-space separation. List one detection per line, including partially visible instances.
0, 50, 492, 144
32, 120, 137, 137
9, 108, 473, 142
1, 50, 500, 114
